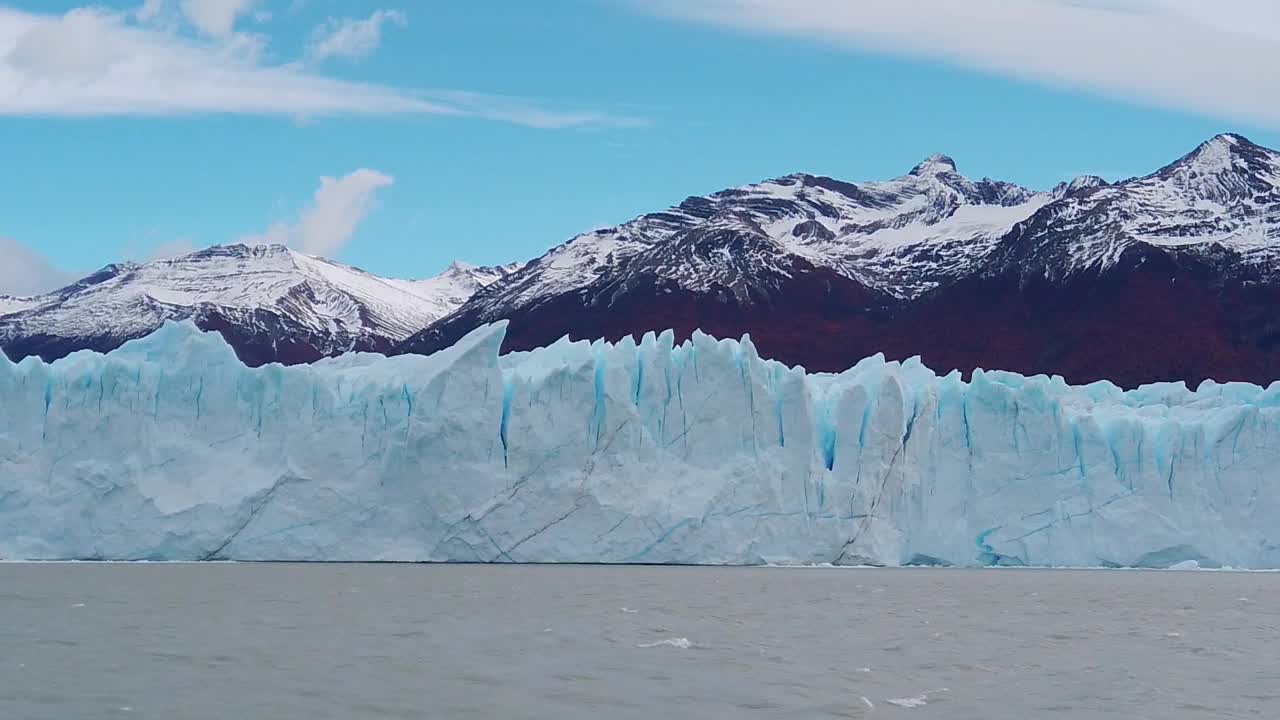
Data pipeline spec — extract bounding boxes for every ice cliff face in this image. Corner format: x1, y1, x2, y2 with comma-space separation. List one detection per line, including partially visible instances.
3, 321, 1279, 567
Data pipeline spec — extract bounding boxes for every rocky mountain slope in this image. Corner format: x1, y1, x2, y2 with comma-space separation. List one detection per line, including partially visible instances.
403, 134, 1280, 388
0, 244, 520, 365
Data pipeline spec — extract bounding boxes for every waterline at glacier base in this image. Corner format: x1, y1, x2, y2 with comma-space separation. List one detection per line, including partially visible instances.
2, 321, 1278, 567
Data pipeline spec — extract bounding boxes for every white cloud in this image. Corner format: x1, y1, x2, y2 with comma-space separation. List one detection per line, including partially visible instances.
147, 238, 197, 260
0, 237, 79, 297
308, 9, 406, 64
242, 169, 394, 257
643, 0, 1280, 127
180, 0, 256, 38
118, 234, 199, 262
423, 89, 648, 130
135, 0, 165, 23
0, 6, 641, 127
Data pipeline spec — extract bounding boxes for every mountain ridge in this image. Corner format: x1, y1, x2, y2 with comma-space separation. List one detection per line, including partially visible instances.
5, 133, 1280, 386
404, 133, 1280, 388
0, 243, 521, 366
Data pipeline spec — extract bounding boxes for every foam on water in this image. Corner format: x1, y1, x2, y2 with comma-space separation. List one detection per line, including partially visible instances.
636, 638, 692, 649
886, 688, 948, 708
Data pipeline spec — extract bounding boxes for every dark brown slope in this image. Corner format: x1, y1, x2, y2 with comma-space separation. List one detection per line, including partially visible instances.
410, 262, 899, 372
891, 244, 1280, 388
405, 242, 1280, 389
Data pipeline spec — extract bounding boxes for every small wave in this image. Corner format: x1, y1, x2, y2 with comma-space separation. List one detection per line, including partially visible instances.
619, 607, 638, 613
637, 638, 692, 649
885, 688, 948, 709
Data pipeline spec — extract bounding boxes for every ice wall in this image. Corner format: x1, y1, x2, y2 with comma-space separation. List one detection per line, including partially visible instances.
3, 320, 1279, 567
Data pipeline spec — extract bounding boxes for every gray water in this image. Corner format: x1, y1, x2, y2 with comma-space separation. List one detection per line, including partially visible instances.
1, 565, 1278, 719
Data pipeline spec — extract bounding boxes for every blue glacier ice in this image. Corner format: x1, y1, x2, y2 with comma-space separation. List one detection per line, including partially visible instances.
3, 320, 1280, 567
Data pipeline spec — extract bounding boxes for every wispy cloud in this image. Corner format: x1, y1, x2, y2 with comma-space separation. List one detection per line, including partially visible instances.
179, 0, 258, 38
0, 237, 80, 297
118, 234, 199, 263
642, 0, 1280, 127
307, 9, 406, 64
147, 238, 198, 260
241, 169, 394, 257
135, 0, 166, 23
0, 5, 642, 127
427, 89, 650, 130
1, 169, 396, 293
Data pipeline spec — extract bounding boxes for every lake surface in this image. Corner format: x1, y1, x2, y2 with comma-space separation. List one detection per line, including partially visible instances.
1, 564, 1278, 719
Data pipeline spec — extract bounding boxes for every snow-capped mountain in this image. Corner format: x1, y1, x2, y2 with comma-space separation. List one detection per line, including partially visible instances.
405, 133, 1280, 388
400, 149, 1076, 359
0, 244, 520, 365
0, 295, 39, 316
460, 151, 1047, 313
392, 260, 525, 320
990, 133, 1280, 277
9, 133, 1280, 386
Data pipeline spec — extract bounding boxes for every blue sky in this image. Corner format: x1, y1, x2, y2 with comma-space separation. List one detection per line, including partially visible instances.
3, 0, 1279, 293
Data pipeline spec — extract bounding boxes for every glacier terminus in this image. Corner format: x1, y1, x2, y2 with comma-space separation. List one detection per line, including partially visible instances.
2, 320, 1279, 568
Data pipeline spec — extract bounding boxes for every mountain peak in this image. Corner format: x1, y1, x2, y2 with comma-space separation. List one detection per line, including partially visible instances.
441, 260, 526, 279
1171, 133, 1271, 172
1189, 133, 1245, 161
1204, 132, 1252, 148
1150, 132, 1279, 203
178, 243, 297, 263
909, 153, 958, 177
1053, 174, 1109, 198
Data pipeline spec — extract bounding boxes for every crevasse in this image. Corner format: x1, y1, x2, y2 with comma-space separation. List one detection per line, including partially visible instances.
2, 320, 1279, 567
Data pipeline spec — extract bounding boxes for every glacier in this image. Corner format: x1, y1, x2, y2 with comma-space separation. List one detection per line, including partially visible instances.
3, 320, 1280, 567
